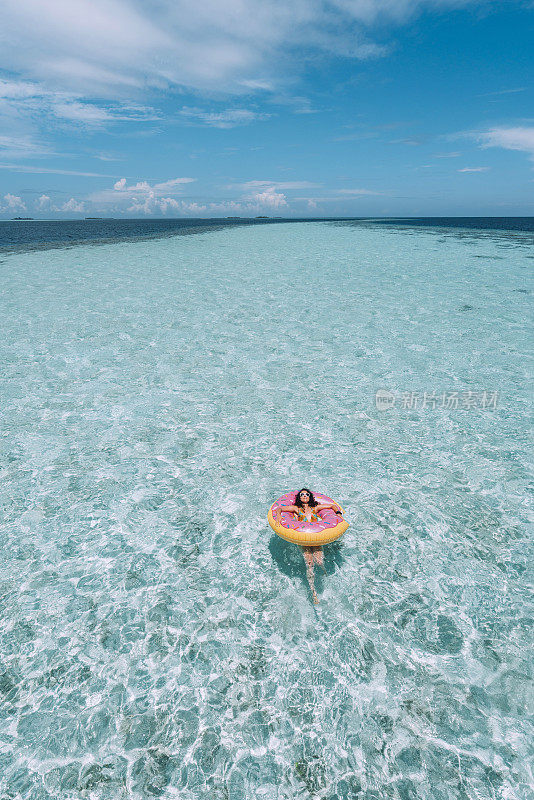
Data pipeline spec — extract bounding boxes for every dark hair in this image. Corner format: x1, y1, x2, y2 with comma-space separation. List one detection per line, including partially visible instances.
295, 488, 317, 508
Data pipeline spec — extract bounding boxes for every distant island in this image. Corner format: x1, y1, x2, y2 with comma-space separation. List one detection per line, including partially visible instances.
12, 217, 34, 220
85, 217, 114, 220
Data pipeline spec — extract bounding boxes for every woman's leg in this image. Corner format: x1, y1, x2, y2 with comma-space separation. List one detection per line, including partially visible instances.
312, 546, 324, 568
302, 547, 319, 604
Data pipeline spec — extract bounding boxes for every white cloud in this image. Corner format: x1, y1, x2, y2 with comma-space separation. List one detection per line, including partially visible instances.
126, 197, 163, 215
0, 135, 53, 159
51, 101, 115, 125
478, 87, 526, 97
52, 100, 160, 125
388, 137, 423, 146
86, 174, 298, 216
37, 194, 51, 208
293, 191, 387, 202
84, 175, 390, 217
458, 166, 490, 172
0, 78, 160, 130
238, 79, 275, 91
126, 185, 289, 216
62, 198, 85, 213
96, 153, 123, 161
0, 78, 43, 100
0, 163, 117, 177
0, 0, 488, 98
3, 193, 26, 211
478, 126, 534, 158
1, 0, 167, 94
245, 186, 288, 209
237, 180, 321, 190
109, 176, 195, 197
126, 195, 207, 215
153, 177, 198, 192
0, 0, 497, 179
337, 188, 383, 195
271, 94, 319, 114
179, 107, 271, 128
89, 175, 196, 208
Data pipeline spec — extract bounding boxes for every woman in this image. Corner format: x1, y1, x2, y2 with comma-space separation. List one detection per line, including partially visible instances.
275, 488, 342, 605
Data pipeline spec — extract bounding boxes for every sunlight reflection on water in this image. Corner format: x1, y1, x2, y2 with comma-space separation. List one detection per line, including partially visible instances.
0, 221, 532, 799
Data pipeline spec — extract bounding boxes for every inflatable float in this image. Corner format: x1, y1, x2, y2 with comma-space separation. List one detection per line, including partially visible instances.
268, 490, 348, 546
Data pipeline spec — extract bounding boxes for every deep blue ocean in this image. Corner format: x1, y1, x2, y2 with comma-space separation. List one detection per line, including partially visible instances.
0, 217, 320, 252
1, 216, 533, 253
0, 216, 532, 800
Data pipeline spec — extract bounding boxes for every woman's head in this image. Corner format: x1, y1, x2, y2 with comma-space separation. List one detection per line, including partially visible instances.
295, 488, 317, 507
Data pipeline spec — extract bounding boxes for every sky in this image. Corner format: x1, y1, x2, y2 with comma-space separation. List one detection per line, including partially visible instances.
0, 0, 533, 219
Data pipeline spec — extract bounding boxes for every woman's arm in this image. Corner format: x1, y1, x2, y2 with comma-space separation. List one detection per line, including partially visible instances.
275, 504, 298, 520
315, 503, 342, 514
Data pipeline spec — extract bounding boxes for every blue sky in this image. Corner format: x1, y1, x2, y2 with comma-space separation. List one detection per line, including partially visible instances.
0, 0, 533, 218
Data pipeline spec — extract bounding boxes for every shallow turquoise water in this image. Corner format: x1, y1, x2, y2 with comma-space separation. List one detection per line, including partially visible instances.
0, 221, 532, 799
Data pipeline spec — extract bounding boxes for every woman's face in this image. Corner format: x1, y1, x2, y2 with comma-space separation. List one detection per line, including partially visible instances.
299, 491, 310, 503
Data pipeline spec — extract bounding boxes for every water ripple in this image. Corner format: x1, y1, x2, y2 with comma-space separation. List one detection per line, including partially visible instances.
0, 222, 532, 799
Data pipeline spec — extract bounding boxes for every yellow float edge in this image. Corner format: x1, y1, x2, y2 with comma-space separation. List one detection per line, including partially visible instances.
267, 503, 348, 546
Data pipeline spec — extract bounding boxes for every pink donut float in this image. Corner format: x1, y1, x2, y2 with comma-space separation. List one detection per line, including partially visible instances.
268, 489, 349, 546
